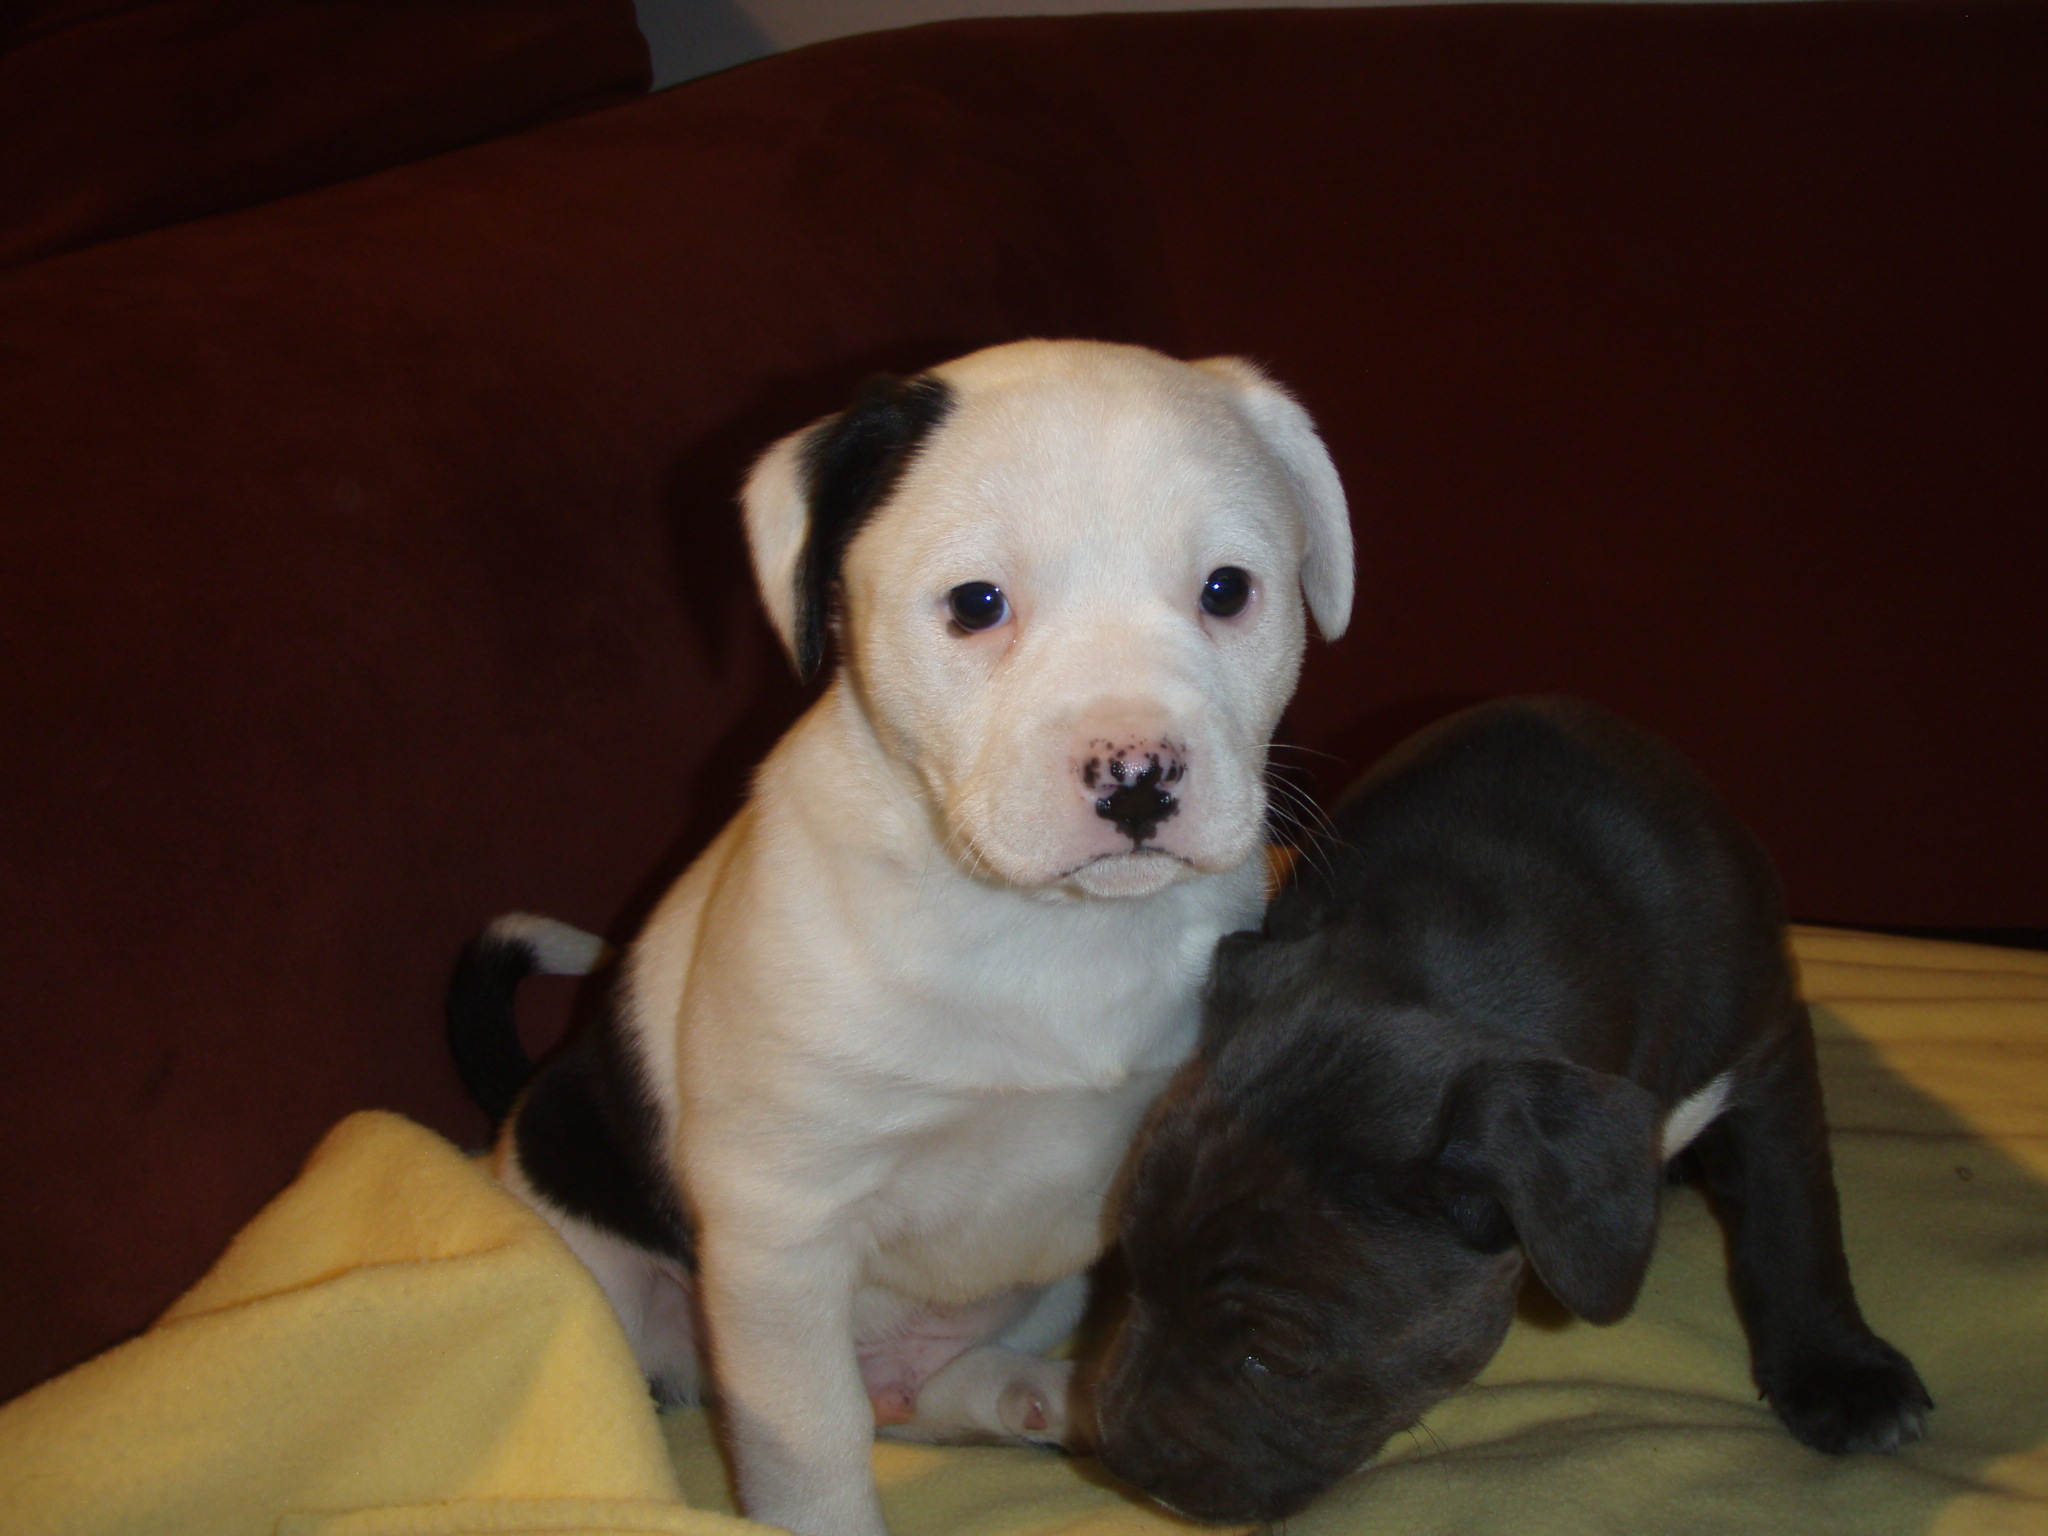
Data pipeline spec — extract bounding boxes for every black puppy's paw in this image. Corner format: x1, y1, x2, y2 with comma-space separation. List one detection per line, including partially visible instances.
1765, 1337, 1933, 1455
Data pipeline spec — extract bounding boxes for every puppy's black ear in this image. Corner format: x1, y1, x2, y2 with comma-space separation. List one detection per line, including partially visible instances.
1439, 1060, 1664, 1324
741, 373, 954, 680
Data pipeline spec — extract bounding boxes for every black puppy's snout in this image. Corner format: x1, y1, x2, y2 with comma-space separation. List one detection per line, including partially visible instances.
1097, 1362, 1317, 1526
1099, 1418, 1321, 1527
1095, 1409, 1208, 1514
1095, 1422, 1183, 1490
1084, 744, 1185, 844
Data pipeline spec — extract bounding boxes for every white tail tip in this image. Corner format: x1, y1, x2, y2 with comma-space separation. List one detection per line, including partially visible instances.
485, 913, 611, 977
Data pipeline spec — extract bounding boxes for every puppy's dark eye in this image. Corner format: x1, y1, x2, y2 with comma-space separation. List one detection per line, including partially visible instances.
947, 582, 1008, 632
1241, 1349, 1316, 1381
1200, 567, 1252, 618
1444, 1191, 1515, 1253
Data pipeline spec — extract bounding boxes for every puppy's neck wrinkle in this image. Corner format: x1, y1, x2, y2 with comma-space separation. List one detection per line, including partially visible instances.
781, 674, 949, 870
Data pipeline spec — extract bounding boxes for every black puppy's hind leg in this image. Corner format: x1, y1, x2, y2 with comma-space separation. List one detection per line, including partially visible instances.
1688, 1004, 1932, 1454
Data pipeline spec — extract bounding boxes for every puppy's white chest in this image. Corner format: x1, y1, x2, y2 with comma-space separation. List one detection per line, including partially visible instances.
859, 1071, 1166, 1306
872, 890, 1221, 1091
841, 900, 1215, 1300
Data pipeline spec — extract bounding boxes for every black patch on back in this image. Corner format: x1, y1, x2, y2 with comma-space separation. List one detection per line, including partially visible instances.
792, 373, 954, 679
513, 964, 695, 1266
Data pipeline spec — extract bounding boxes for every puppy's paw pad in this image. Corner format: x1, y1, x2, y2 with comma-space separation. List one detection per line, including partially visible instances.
869, 1383, 918, 1427
998, 1379, 1064, 1444
1769, 1340, 1933, 1454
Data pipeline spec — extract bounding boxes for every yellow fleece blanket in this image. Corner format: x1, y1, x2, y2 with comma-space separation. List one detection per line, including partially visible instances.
4, 928, 2045, 1536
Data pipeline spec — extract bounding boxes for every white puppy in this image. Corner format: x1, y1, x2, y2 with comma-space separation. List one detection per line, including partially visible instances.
447, 340, 1353, 1536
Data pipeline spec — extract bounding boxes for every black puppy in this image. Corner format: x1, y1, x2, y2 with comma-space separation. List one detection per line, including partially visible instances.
1092, 698, 1930, 1524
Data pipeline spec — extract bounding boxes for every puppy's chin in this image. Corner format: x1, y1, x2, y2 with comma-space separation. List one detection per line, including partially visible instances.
1065, 850, 1191, 899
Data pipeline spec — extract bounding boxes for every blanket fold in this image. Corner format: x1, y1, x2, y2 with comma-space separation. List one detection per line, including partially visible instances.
0, 1113, 734, 1536
2, 929, 2044, 1536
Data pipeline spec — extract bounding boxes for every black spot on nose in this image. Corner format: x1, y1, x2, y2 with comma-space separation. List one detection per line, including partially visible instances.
1096, 754, 1182, 845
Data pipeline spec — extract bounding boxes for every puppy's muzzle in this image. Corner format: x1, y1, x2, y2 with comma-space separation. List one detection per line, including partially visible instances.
1082, 741, 1186, 846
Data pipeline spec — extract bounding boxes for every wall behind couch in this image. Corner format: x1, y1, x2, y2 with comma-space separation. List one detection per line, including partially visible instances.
636, 0, 1832, 88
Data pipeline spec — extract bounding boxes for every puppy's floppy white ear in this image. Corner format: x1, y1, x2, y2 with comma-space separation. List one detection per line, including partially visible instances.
741, 423, 819, 672
1196, 357, 1355, 642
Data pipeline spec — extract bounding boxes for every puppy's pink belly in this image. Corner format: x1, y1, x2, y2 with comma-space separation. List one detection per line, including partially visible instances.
857, 1289, 1035, 1425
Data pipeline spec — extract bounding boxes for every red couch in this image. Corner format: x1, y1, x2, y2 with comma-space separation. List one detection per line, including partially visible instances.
2, 0, 2043, 1406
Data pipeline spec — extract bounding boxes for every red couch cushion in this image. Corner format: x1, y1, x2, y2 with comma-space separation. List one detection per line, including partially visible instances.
0, 0, 649, 267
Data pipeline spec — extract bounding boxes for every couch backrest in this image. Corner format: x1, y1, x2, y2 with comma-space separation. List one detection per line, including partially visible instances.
1, 1, 2042, 1402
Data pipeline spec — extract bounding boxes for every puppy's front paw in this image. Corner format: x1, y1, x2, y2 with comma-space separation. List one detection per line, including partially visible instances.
1766, 1337, 1933, 1454
878, 1348, 1077, 1448
997, 1373, 1066, 1445
868, 1381, 918, 1427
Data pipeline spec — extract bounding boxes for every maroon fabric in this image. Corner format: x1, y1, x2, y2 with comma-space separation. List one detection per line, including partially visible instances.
0, 0, 649, 267
0, 2, 2042, 1402
1039, 2, 2048, 929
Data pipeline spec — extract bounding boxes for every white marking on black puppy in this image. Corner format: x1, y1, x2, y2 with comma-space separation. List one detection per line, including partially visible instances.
1095, 698, 1932, 1526
1659, 1070, 1734, 1160
447, 341, 1353, 1536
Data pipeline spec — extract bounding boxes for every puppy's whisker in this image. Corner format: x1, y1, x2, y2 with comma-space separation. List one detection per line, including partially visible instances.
925, 768, 1012, 889
1265, 805, 1333, 864
1262, 769, 1338, 841
1266, 795, 1352, 875
1264, 740, 1342, 779
1263, 791, 1344, 887
923, 794, 987, 885
1270, 804, 1335, 860
1264, 741, 1346, 764
941, 825, 988, 884
1267, 783, 1338, 842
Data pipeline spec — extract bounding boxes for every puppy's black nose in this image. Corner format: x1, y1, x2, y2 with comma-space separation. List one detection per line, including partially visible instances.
1087, 748, 1184, 845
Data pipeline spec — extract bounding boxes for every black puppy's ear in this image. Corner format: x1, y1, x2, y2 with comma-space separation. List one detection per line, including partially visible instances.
741, 373, 954, 680
1439, 1060, 1664, 1324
